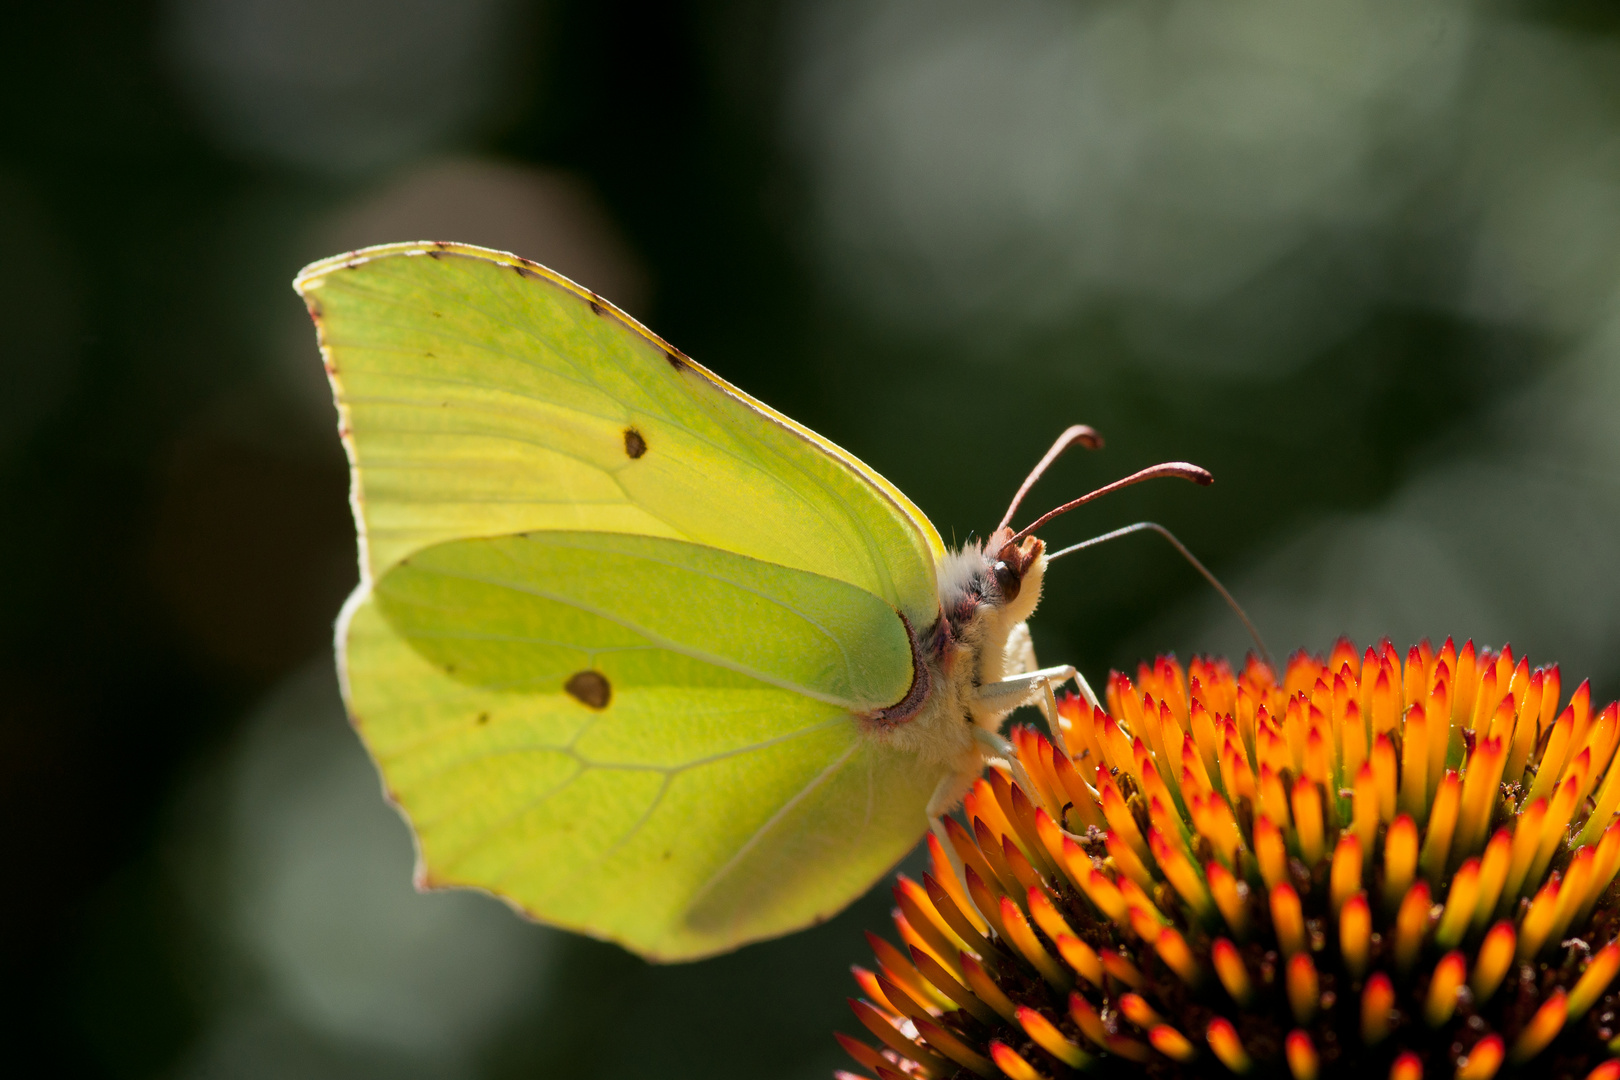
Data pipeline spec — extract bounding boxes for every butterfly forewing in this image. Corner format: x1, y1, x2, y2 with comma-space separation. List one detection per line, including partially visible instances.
299, 244, 942, 623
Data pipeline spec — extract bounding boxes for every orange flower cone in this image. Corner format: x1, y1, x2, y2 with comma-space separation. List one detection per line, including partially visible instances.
838, 640, 1620, 1080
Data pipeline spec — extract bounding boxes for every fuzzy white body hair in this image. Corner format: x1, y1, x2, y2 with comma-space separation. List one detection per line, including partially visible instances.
865, 540, 1048, 810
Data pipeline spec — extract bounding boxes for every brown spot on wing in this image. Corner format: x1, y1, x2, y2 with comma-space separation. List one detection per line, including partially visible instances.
666, 351, 686, 370
589, 294, 605, 315
565, 671, 612, 709
623, 428, 647, 459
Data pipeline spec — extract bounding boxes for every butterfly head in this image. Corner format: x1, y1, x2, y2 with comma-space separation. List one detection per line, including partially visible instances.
978, 527, 1043, 628
935, 529, 1047, 649
986, 527, 1043, 607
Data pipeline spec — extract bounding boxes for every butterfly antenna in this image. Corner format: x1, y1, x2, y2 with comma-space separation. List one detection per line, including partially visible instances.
996, 425, 1106, 535
1048, 521, 1273, 669
1007, 461, 1212, 545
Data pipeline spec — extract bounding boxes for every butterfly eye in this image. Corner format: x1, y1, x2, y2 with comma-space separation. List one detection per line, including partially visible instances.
992, 560, 1021, 602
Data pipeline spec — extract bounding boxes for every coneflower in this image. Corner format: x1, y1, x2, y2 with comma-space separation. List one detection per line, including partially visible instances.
838, 640, 1620, 1080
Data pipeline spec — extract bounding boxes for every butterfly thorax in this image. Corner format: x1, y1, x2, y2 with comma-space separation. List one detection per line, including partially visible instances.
865, 529, 1047, 789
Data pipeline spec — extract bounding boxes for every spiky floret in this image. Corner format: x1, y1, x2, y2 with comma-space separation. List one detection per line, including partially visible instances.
838, 640, 1620, 1080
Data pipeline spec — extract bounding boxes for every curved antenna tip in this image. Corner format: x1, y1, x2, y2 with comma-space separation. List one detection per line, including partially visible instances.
1159, 461, 1214, 486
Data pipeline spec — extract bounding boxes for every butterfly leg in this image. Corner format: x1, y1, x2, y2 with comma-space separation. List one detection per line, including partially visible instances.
999, 626, 1082, 755
970, 669, 1077, 800
1001, 620, 1062, 723
978, 665, 1102, 710
975, 663, 1103, 757
974, 664, 1081, 712
1030, 667, 1107, 753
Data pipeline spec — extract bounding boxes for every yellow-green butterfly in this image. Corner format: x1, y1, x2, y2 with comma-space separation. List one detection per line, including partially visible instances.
295, 241, 1212, 960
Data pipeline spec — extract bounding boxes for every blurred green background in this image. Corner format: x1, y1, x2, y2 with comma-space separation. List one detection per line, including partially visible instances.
6, 0, 1620, 1076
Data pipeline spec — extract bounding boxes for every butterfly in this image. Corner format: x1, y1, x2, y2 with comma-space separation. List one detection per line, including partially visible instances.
295, 241, 1214, 960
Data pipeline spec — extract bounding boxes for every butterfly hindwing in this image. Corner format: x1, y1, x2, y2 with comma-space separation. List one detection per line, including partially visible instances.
344, 531, 950, 958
